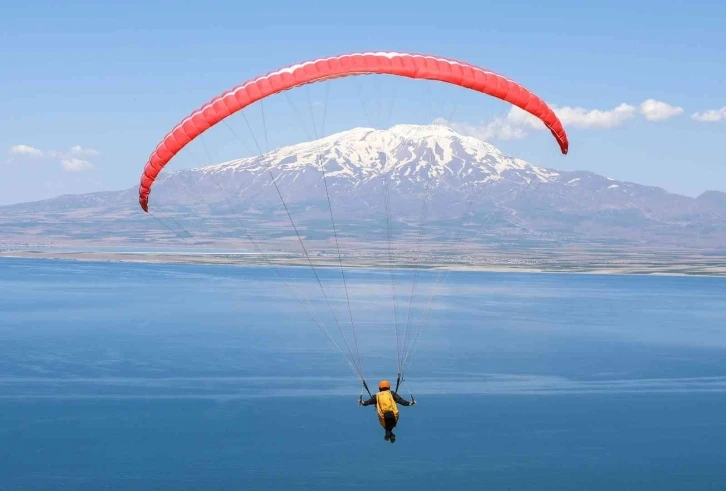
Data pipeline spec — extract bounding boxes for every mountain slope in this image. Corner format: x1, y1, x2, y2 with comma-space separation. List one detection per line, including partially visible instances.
1, 124, 725, 250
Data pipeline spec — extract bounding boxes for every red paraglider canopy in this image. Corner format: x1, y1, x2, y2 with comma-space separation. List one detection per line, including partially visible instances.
138, 51, 569, 212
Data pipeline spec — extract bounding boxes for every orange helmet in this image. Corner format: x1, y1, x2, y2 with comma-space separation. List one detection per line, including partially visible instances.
379, 380, 391, 391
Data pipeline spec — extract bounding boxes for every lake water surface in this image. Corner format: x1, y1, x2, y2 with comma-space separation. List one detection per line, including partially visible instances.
1, 258, 725, 490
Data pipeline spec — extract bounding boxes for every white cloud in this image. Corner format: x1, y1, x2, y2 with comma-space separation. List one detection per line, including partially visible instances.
433, 117, 527, 141
639, 99, 684, 121
434, 98, 686, 143
554, 103, 637, 129
692, 106, 726, 122
9, 144, 44, 157
7, 144, 99, 171
69, 145, 100, 157
433, 103, 637, 142
433, 105, 549, 141
61, 158, 95, 172
504, 106, 545, 130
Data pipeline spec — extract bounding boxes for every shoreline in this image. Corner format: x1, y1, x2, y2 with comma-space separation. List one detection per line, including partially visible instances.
2, 250, 725, 277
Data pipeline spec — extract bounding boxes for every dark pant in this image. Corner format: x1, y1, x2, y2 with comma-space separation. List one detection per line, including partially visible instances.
383, 412, 397, 432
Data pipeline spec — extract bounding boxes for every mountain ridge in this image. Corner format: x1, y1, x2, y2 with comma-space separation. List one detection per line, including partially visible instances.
1, 124, 725, 250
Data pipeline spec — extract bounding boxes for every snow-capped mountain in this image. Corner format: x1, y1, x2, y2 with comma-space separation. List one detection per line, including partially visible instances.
200, 124, 557, 186
156, 124, 560, 224
2, 124, 725, 249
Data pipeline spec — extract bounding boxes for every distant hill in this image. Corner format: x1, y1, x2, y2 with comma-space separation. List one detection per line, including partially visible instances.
2, 125, 725, 253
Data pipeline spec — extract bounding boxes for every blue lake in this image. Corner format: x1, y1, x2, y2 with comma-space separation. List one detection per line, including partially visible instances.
1, 257, 725, 490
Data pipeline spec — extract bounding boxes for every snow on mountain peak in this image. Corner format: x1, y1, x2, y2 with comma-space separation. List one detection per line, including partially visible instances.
200, 124, 559, 185
387, 123, 457, 139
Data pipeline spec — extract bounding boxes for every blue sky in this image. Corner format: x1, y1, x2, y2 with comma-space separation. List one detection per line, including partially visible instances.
2, 0, 724, 205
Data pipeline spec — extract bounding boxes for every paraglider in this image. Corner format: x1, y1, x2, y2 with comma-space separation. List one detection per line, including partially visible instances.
359, 379, 416, 443
137, 51, 569, 442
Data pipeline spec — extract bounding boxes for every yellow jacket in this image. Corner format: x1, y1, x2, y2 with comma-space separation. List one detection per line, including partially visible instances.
361, 389, 411, 426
